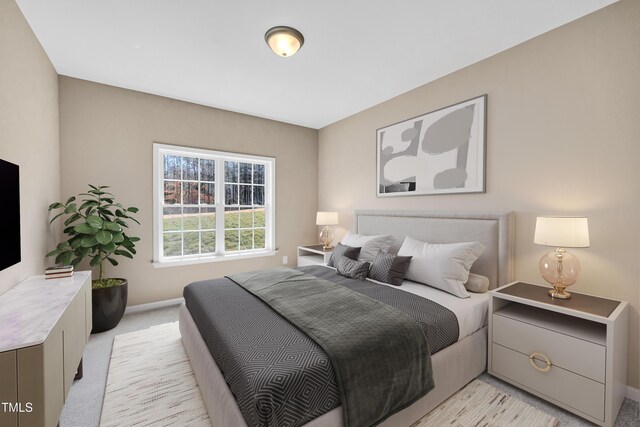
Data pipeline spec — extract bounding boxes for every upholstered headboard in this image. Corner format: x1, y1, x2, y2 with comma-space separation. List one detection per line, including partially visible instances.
355, 210, 514, 289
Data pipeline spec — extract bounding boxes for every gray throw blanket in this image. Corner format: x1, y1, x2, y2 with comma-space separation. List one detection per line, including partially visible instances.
227, 267, 434, 427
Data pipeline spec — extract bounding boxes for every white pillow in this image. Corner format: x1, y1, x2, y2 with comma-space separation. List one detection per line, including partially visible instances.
397, 236, 485, 298
341, 231, 395, 263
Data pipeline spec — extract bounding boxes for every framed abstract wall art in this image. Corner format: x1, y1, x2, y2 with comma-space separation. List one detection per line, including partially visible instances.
376, 95, 486, 197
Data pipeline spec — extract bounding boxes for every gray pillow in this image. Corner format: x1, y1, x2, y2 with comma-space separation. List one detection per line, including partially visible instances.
336, 257, 371, 280
358, 235, 395, 263
327, 243, 361, 268
340, 232, 395, 263
369, 251, 413, 286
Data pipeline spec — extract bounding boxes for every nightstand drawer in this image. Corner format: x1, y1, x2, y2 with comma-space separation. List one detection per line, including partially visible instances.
493, 313, 605, 382
492, 343, 605, 421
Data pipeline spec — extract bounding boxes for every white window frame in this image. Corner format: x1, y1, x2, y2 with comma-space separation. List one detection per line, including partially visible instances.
152, 143, 276, 267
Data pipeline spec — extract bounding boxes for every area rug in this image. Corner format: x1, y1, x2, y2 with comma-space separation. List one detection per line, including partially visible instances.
101, 322, 557, 427
412, 379, 558, 427
100, 322, 211, 426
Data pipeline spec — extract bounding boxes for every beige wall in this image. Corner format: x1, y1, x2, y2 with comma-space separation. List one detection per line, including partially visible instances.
319, 0, 640, 388
0, 0, 60, 295
58, 77, 318, 306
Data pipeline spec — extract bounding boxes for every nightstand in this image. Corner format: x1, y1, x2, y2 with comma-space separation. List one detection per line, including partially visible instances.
297, 245, 334, 267
488, 282, 628, 427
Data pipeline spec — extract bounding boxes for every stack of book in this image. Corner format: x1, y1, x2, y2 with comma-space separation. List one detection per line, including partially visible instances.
45, 265, 74, 279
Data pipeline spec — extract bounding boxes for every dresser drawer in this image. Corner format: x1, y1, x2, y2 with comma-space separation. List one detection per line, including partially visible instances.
493, 313, 605, 383
492, 343, 604, 421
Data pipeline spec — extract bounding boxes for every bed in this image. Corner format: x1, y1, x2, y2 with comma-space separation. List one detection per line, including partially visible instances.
179, 210, 514, 427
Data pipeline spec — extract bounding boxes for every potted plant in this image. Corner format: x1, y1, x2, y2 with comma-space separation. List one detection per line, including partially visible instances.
47, 185, 140, 333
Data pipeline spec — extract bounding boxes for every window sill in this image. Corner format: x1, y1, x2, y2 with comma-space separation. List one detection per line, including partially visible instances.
152, 250, 278, 268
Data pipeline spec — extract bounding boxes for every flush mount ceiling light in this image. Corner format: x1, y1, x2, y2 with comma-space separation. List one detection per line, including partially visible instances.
265, 26, 304, 57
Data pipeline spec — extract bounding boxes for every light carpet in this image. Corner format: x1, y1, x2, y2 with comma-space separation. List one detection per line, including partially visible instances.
101, 322, 557, 427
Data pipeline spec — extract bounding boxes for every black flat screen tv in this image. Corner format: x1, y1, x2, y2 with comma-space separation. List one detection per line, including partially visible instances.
0, 159, 20, 271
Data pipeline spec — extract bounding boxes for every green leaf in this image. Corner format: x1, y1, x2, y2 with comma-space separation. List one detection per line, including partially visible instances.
46, 249, 61, 257
48, 202, 63, 210
79, 193, 98, 200
86, 215, 104, 229
107, 257, 119, 266
103, 221, 122, 232
49, 212, 65, 224
79, 200, 99, 210
63, 213, 82, 226
65, 196, 76, 205
102, 198, 114, 204
126, 207, 139, 213
115, 210, 126, 218
71, 257, 83, 267
95, 230, 113, 245
99, 185, 110, 189
69, 234, 85, 250
85, 207, 96, 216
114, 249, 133, 259
81, 235, 98, 248
57, 241, 71, 250
128, 236, 140, 242
111, 232, 124, 243
75, 246, 92, 258
98, 208, 114, 217
74, 223, 98, 235
88, 184, 99, 191
89, 254, 101, 267
100, 242, 117, 253
56, 251, 74, 265
70, 237, 84, 249
115, 219, 129, 228
64, 203, 77, 214
63, 226, 76, 234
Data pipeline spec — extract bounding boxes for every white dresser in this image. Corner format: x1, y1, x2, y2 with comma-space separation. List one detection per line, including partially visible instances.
0, 271, 92, 427
488, 281, 628, 427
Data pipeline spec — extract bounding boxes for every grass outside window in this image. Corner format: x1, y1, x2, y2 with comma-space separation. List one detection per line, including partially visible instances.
163, 208, 265, 255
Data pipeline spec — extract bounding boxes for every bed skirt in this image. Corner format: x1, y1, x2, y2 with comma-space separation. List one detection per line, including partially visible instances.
179, 303, 487, 427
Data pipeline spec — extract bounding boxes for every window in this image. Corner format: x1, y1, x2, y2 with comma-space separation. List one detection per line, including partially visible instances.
153, 143, 275, 266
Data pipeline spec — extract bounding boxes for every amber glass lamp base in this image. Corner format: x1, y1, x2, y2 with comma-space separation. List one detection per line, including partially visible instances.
319, 226, 334, 250
539, 248, 582, 300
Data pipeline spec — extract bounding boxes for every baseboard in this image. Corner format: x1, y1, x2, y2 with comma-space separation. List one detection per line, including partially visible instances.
628, 385, 640, 402
125, 297, 184, 314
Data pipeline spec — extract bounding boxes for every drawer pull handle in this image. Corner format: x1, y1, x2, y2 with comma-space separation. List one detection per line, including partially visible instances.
529, 352, 552, 372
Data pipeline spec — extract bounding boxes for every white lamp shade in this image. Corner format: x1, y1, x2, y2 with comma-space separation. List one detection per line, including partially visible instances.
534, 216, 590, 248
316, 211, 338, 226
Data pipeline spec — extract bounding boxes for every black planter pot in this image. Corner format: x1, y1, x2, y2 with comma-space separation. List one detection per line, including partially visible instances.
91, 279, 128, 333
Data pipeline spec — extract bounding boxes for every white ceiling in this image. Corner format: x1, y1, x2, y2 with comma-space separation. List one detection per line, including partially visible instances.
17, 0, 618, 129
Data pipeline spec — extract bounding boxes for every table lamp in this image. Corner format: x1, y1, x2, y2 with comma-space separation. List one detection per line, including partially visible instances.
533, 216, 590, 299
316, 212, 338, 250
